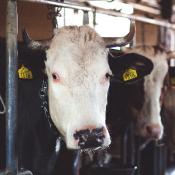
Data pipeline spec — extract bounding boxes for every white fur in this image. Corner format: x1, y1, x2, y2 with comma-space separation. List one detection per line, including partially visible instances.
46, 26, 111, 149
125, 46, 168, 139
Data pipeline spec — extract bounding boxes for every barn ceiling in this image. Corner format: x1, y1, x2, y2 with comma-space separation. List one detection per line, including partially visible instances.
63, 0, 160, 15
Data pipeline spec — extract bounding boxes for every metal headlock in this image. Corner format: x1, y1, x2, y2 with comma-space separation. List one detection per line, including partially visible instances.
19, 0, 175, 30
1, 0, 32, 174
5, 0, 18, 174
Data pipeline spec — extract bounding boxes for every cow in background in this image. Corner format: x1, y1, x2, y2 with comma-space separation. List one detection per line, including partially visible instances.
107, 45, 170, 140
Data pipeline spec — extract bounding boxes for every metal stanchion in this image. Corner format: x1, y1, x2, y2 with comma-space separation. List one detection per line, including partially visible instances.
5, 0, 18, 174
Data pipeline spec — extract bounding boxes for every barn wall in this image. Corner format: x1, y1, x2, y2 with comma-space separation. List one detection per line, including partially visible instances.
0, 0, 53, 40
135, 21, 159, 45
0, 0, 159, 44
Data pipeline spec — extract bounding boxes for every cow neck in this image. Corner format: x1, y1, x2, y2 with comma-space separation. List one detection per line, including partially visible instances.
39, 77, 62, 139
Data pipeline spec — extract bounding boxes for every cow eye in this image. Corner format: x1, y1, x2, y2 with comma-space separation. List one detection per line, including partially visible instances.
105, 73, 112, 80
52, 73, 60, 82
100, 73, 112, 84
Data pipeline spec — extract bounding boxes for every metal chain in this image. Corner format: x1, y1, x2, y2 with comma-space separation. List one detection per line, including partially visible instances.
39, 79, 52, 128
39, 79, 61, 137
47, 5, 62, 20
47, 5, 63, 28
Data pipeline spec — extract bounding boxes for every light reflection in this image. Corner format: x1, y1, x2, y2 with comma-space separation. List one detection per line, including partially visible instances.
89, 1, 133, 14
95, 15, 131, 37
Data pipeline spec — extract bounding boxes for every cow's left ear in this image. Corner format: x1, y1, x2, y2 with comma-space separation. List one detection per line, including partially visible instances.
108, 52, 154, 84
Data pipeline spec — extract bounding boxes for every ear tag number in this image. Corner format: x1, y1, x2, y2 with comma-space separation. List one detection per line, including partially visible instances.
18, 65, 33, 79
123, 68, 138, 81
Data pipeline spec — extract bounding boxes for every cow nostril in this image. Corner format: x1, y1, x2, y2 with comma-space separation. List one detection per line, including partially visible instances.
74, 127, 105, 149
146, 125, 161, 138
78, 136, 104, 149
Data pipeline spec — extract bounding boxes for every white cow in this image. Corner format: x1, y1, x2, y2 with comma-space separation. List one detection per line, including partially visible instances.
23, 23, 153, 150
45, 26, 113, 149
123, 46, 169, 139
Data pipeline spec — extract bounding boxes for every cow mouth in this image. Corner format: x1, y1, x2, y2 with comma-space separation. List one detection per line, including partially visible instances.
73, 128, 105, 150
79, 144, 109, 153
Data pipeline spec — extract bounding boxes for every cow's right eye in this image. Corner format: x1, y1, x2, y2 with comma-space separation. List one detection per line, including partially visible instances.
105, 73, 112, 79
52, 73, 60, 82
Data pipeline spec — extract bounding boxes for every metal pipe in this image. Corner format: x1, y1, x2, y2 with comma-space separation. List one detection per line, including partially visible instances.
20, 0, 92, 11
72, 150, 80, 175
19, 0, 175, 30
127, 3, 160, 15
6, 0, 18, 174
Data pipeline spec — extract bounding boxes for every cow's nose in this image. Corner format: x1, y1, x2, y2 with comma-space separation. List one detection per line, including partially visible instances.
146, 124, 162, 139
73, 127, 105, 149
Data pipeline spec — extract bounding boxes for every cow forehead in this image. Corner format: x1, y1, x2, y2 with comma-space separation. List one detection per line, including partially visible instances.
46, 26, 108, 72
52, 25, 105, 46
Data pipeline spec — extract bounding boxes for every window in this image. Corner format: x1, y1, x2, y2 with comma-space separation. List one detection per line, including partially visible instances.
56, 1, 133, 42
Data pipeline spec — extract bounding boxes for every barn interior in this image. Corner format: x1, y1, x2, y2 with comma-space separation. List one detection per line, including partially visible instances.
1, 0, 175, 175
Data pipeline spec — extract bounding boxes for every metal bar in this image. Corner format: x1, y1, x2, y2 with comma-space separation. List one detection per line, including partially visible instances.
19, 0, 175, 30
6, 0, 18, 174
72, 150, 80, 175
127, 3, 160, 15
20, 0, 92, 11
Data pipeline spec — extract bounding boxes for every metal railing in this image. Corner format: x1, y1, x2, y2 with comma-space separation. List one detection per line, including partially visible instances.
19, 0, 175, 30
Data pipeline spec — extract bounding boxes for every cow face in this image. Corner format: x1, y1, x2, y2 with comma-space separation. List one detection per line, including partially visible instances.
45, 26, 112, 149
125, 46, 168, 140
23, 23, 137, 150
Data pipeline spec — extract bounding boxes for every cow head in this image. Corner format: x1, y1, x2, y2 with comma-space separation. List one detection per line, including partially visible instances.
123, 46, 169, 140
22, 22, 152, 150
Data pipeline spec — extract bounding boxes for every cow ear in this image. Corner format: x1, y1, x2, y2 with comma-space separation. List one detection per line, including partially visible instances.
108, 53, 154, 84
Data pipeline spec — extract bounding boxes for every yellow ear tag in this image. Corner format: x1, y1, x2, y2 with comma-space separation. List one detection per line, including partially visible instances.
123, 68, 138, 81
18, 65, 33, 79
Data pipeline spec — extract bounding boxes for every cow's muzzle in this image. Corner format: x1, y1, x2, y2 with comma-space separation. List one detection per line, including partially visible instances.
73, 127, 105, 149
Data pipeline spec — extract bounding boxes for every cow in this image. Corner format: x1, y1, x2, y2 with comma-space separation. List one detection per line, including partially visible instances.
107, 45, 170, 141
